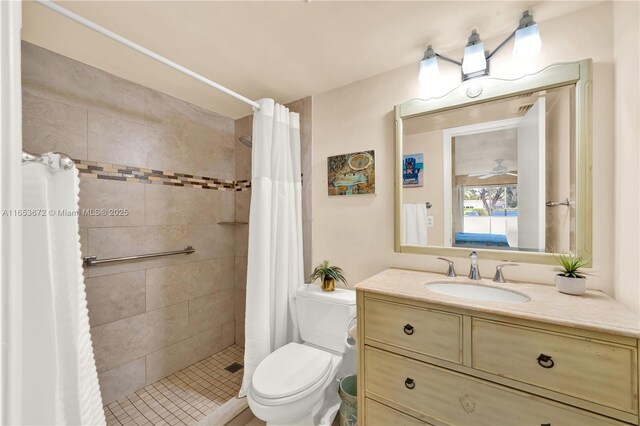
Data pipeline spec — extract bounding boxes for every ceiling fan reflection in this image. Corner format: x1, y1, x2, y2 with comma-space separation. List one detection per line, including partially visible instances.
468, 159, 517, 180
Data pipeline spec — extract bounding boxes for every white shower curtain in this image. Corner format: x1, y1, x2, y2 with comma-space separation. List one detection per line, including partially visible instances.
240, 99, 304, 396
22, 156, 105, 425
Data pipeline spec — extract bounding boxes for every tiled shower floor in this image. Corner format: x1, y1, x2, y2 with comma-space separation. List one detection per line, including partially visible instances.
104, 345, 244, 426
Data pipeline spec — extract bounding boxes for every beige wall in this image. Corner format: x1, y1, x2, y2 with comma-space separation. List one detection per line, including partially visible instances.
22, 42, 237, 404
312, 3, 632, 304
613, 1, 640, 312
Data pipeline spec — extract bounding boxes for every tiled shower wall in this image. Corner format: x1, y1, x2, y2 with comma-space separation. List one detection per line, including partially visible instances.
22, 42, 237, 404
233, 97, 313, 346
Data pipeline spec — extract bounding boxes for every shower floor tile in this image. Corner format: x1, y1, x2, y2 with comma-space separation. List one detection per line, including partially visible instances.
104, 345, 244, 426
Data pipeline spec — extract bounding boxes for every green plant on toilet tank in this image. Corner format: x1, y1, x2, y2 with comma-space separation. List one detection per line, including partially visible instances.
309, 260, 348, 292
554, 252, 590, 296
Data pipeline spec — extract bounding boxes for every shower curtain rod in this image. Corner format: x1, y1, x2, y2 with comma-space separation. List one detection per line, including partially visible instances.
34, 0, 261, 111
22, 150, 74, 171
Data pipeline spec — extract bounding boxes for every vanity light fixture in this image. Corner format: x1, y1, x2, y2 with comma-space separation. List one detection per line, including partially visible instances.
418, 45, 439, 87
513, 11, 542, 58
419, 10, 542, 85
461, 30, 488, 77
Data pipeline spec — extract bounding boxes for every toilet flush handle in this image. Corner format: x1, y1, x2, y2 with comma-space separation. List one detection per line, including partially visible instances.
345, 316, 357, 347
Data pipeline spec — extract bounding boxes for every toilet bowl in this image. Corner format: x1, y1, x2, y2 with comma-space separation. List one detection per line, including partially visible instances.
247, 285, 356, 425
247, 342, 344, 425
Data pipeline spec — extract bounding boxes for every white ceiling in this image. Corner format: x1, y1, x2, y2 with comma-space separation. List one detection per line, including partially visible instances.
455, 129, 518, 175
21, 1, 597, 119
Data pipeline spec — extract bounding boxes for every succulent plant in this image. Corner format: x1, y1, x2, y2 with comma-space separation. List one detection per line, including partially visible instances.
554, 252, 589, 279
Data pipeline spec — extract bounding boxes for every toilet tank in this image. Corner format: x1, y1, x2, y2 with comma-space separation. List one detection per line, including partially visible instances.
295, 284, 356, 353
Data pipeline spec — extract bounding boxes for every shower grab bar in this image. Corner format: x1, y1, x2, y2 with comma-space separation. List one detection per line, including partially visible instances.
83, 246, 195, 267
22, 150, 74, 171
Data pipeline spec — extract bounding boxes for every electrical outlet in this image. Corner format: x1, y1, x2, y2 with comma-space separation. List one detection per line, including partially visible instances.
427, 216, 434, 227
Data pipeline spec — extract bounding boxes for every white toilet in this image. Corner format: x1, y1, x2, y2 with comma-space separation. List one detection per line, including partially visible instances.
247, 284, 357, 425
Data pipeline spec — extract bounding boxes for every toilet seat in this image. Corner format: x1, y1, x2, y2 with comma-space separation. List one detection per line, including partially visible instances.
250, 342, 333, 406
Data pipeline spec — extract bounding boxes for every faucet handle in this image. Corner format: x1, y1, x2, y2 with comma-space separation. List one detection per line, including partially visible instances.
437, 257, 457, 277
493, 263, 519, 283
438, 257, 458, 278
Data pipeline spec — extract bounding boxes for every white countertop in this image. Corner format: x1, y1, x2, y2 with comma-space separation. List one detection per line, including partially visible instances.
355, 268, 640, 338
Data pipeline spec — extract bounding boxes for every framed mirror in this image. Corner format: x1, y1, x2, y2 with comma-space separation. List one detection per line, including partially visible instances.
395, 60, 592, 264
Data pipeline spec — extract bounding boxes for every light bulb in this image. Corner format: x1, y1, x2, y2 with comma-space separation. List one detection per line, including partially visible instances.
462, 42, 487, 75
513, 23, 541, 59
419, 56, 439, 87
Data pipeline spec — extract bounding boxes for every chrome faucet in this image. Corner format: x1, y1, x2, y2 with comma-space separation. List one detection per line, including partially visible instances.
493, 263, 519, 283
437, 257, 457, 277
468, 251, 481, 280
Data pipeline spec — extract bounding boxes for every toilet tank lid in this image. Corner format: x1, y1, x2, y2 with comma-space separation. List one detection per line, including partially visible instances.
296, 284, 356, 305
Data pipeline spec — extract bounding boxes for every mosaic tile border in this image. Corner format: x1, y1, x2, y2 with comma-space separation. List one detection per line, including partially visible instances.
235, 180, 251, 191
74, 159, 251, 191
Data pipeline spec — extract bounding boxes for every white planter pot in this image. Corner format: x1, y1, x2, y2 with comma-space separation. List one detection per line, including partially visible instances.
555, 275, 587, 295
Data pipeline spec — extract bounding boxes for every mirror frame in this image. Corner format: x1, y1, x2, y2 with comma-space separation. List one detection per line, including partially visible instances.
394, 59, 592, 265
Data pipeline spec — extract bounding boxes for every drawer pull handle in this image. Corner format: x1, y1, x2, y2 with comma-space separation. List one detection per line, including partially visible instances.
404, 378, 415, 389
541, 423, 551, 426
537, 354, 554, 369
403, 324, 414, 335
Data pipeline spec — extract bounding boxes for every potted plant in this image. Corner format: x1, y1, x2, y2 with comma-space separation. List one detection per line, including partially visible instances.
554, 252, 589, 295
310, 260, 348, 292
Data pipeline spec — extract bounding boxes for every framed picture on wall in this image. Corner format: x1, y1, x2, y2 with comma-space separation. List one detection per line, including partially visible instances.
403, 153, 424, 187
327, 150, 375, 196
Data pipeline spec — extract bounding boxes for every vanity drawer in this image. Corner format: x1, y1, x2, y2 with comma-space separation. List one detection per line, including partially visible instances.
471, 319, 638, 414
364, 346, 625, 426
365, 398, 430, 426
364, 298, 462, 363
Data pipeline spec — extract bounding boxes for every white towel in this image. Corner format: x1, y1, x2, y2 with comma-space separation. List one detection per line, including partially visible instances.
22, 157, 105, 425
403, 203, 428, 245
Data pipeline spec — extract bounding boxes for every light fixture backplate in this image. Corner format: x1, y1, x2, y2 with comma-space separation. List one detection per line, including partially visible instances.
461, 60, 490, 81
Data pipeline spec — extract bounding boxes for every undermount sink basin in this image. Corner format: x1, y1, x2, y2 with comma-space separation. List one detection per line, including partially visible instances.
424, 282, 530, 303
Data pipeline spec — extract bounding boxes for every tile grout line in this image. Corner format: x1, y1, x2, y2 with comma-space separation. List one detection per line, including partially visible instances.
143, 268, 147, 316
104, 405, 123, 426
89, 298, 187, 333
139, 385, 186, 426
143, 178, 147, 227
158, 379, 206, 420
106, 345, 244, 426
134, 385, 169, 423
124, 393, 155, 425
85, 109, 89, 162
96, 314, 233, 380
113, 401, 133, 425
151, 383, 195, 424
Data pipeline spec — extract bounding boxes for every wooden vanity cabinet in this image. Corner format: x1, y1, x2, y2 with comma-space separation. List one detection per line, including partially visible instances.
357, 291, 640, 426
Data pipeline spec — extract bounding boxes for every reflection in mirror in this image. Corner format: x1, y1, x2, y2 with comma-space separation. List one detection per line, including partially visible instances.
402, 85, 575, 253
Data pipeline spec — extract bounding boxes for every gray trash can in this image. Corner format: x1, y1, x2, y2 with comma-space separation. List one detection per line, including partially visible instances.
338, 375, 357, 426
